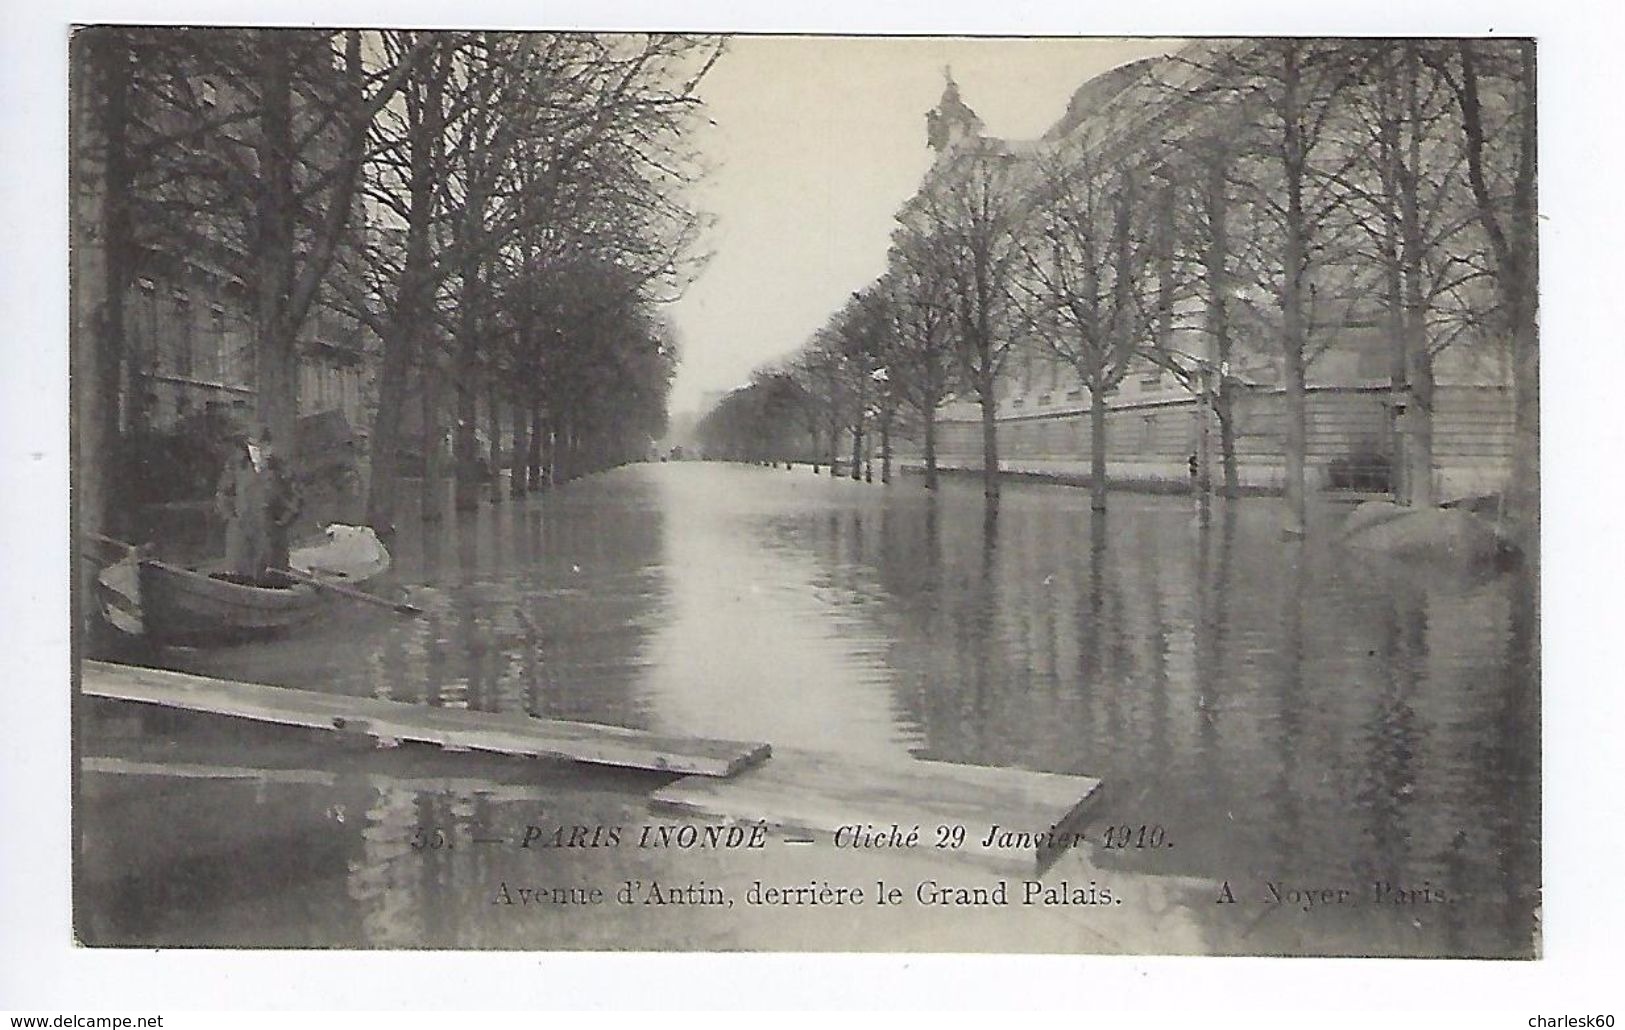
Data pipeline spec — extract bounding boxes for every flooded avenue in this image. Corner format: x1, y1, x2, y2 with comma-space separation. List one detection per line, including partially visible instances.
78, 462, 1539, 955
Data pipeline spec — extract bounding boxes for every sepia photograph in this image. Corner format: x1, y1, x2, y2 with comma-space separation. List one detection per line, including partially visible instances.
60, 23, 1544, 964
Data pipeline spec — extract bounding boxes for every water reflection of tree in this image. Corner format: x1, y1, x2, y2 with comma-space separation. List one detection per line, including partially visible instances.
1352, 562, 1427, 902
371, 477, 668, 728
1498, 563, 1540, 953
844, 483, 1536, 957
1194, 509, 1236, 816
81, 775, 371, 946
350, 782, 422, 947
346, 785, 488, 948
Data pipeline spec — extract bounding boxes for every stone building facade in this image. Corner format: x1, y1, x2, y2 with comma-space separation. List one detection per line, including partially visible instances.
108, 37, 381, 504
120, 269, 374, 439
903, 43, 1516, 502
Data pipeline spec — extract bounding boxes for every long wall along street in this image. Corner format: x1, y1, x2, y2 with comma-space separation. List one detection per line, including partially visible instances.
69, 32, 1538, 958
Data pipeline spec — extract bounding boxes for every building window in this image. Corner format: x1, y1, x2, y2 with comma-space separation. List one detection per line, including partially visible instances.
210, 305, 229, 384
172, 290, 193, 377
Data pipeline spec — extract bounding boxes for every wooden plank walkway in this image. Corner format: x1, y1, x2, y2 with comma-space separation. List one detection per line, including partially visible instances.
81, 661, 772, 778
80, 754, 568, 803
650, 747, 1103, 873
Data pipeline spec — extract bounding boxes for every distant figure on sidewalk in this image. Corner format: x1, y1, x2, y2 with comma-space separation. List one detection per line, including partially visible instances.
216, 428, 302, 580
1188, 452, 1200, 490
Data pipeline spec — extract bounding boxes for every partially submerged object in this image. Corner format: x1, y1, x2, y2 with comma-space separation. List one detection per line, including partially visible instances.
95, 524, 392, 644
1340, 500, 1514, 564
81, 661, 772, 777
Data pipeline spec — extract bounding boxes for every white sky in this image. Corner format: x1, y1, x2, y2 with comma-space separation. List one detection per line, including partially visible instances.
665, 36, 1181, 414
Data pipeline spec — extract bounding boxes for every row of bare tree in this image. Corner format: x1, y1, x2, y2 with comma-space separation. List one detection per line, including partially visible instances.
72, 28, 721, 540
709, 39, 1534, 545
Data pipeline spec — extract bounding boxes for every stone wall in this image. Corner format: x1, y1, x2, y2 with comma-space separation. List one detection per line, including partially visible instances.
898, 384, 1512, 500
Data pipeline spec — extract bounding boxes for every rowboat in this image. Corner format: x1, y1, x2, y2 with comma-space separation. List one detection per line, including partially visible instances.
135, 563, 323, 643
95, 524, 392, 644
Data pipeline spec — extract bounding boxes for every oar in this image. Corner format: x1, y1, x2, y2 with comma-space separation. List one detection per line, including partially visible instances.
85, 531, 145, 557
277, 565, 424, 616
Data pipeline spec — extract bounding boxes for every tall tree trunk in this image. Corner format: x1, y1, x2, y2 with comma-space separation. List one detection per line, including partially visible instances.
850, 413, 864, 481
550, 420, 565, 484
1216, 390, 1239, 498
979, 374, 1000, 500
1201, 146, 1239, 500
1281, 333, 1309, 536
253, 35, 300, 451
510, 388, 528, 498
453, 251, 484, 512
880, 411, 893, 484
923, 407, 938, 490
1385, 255, 1409, 504
1507, 271, 1538, 553
1505, 47, 1539, 555
1279, 44, 1310, 537
1377, 60, 1410, 504
368, 305, 417, 531
1400, 42, 1436, 508
1454, 40, 1538, 553
71, 51, 105, 630
1196, 373, 1213, 526
1405, 350, 1436, 507
367, 41, 443, 532
80, 31, 133, 538
1089, 379, 1108, 513
550, 420, 564, 485
526, 400, 542, 491
486, 376, 502, 500
73, 31, 123, 628
420, 363, 443, 522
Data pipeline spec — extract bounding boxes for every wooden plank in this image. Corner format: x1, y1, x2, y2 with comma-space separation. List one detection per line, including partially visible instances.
80, 755, 563, 802
83, 755, 337, 786
650, 747, 1102, 874
82, 660, 771, 778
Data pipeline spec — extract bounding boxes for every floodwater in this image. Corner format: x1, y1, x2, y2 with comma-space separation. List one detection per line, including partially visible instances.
76, 462, 1539, 956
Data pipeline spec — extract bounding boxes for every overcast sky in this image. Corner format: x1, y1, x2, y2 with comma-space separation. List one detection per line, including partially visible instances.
664, 35, 1182, 415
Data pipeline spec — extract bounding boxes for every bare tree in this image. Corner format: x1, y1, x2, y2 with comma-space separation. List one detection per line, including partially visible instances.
76, 28, 424, 492
899, 143, 1028, 499
1335, 41, 1498, 508
880, 239, 958, 490
1426, 40, 1537, 549
360, 32, 453, 530
1150, 127, 1248, 498
1176, 39, 1367, 535
1016, 143, 1155, 512
70, 29, 137, 543
357, 32, 721, 529
788, 333, 853, 472
824, 290, 891, 481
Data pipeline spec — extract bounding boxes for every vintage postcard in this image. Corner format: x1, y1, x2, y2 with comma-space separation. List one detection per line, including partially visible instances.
63, 26, 1541, 964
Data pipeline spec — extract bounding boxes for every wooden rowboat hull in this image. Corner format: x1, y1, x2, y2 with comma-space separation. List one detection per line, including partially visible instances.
136, 561, 323, 644
95, 524, 392, 644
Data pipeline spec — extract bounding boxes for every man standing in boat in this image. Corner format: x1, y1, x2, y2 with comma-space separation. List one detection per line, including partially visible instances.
215, 426, 302, 581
